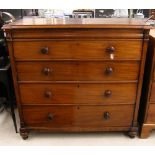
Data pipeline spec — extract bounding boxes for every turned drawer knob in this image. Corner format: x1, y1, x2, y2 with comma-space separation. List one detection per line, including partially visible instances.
41, 47, 49, 54
104, 90, 112, 97
105, 67, 113, 75
47, 113, 54, 120
106, 46, 115, 54
103, 112, 110, 120
44, 91, 52, 98
42, 67, 52, 75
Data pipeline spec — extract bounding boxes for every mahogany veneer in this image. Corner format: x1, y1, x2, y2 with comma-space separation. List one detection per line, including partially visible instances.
13, 40, 142, 60
19, 83, 137, 105
16, 61, 140, 81
22, 105, 134, 128
2, 17, 152, 139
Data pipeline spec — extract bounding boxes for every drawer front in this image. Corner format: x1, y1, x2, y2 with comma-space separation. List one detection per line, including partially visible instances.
19, 83, 137, 105
16, 61, 140, 81
150, 83, 155, 102
22, 105, 134, 127
146, 104, 155, 123
13, 40, 142, 60
11, 29, 143, 39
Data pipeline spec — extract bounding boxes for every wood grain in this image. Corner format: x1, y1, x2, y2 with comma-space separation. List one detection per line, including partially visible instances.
22, 105, 134, 128
2, 17, 152, 29
146, 104, 155, 123
9, 29, 144, 39
13, 40, 142, 60
16, 61, 140, 81
150, 83, 155, 102
19, 83, 137, 105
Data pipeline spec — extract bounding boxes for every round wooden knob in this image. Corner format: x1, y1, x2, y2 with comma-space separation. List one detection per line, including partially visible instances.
106, 46, 115, 54
44, 91, 52, 98
105, 67, 113, 75
41, 47, 49, 54
104, 90, 112, 97
47, 113, 54, 120
42, 67, 52, 75
103, 112, 110, 120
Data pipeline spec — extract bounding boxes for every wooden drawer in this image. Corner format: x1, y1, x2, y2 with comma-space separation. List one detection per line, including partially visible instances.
22, 105, 134, 128
10, 28, 143, 39
19, 83, 137, 105
146, 104, 155, 123
16, 61, 140, 81
150, 82, 155, 102
13, 40, 142, 60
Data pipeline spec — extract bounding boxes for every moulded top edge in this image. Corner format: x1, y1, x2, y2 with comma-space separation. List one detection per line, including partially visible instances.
2, 17, 154, 30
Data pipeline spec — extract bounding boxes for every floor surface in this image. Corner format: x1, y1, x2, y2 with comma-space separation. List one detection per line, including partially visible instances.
0, 108, 155, 146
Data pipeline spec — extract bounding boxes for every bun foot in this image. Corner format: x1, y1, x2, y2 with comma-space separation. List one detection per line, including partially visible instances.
21, 134, 28, 140
20, 129, 29, 140
127, 126, 138, 138
128, 131, 136, 138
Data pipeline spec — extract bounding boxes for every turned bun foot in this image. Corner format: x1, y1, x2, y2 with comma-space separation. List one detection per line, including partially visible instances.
20, 129, 29, 140
21, 134, 28, 140
128, 131, 136, 138
127, 127, 138, 138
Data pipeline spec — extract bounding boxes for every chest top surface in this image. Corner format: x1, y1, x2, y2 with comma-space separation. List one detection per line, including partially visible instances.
2, 17, 153, 30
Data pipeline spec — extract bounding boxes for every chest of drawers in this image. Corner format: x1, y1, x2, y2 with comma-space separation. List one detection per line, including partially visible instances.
140, 29, 155, 138
3, 17, 151, 139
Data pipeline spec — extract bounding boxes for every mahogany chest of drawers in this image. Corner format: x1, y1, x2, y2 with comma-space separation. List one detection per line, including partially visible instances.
140, 29, 155, 138
2, 17, 151, 139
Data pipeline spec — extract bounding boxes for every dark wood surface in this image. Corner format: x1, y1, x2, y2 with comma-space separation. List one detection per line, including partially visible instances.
19, 83, 137, 105
13, 40, 142, 60
22, 105, 134, 128
9, 29, 144, 39
146, 104, 155, 123
2, 17, 153, 29
140, 29, 155, 138
3, 17, 151, 139
16, 61, 140, 81
150, 82, 155, 102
